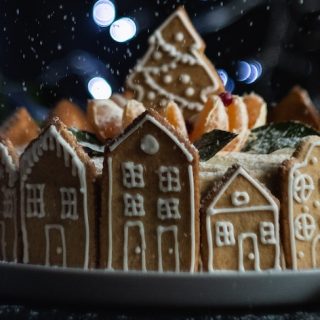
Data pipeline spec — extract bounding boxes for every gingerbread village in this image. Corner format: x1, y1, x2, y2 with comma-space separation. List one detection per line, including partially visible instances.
0, 7, 320, 273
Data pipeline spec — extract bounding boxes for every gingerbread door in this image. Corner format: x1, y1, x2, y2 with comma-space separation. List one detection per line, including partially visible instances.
123, 221, 146, 271
238, 233, 260, 271
157, 226, 180, 272
45, 225, 66, 267
0, 221, 6, 261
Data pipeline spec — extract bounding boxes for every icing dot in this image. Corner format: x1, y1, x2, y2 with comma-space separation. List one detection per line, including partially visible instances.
314, 200, 320, 208
170, 62, 177, 69
56, 247, 62, 255
310, 157, 318, 165
147, 91, 156, 101
168, 248, 174, 255
153, 51, 162, 60
160, 99, 167, 107
248, 253, 255, 260
298, 251, 304, 259
151, 69, 158, 75
185, 87, 195, 97
182, 56, 189, 63
135, 246, 141, 254
140, 134, 159, 155
175, 32, 184, 42
302, 205, 309, 212
180, 74, 191, 84
149, 35, 156, 44
163, 75, 173, 84
161, 65, 169, 72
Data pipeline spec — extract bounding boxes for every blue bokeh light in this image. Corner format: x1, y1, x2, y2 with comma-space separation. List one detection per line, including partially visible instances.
93, 0, 116, 27
88, 77, 112, 99
110, 17, 137, 43
217, 69, 228, 86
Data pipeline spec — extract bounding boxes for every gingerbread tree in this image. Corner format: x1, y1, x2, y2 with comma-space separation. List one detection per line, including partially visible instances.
126, 7, 224, 120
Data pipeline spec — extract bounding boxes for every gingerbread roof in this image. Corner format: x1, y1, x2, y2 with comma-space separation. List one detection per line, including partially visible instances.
20, 118, 96, 182
106, 110, 197, 162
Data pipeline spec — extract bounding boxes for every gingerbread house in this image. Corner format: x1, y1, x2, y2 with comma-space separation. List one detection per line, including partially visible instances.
20, 119, 98, 269
0, 137, 19, 262
100, 110, 199, 272
201, 165, 281, 272
281, 136, 320, 270
126, 7, 224, 119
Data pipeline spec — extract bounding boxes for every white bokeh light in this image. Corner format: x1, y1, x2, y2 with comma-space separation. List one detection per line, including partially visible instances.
93, 0, 116, 27
88, 77, 112, 99
110, 17, 137, 42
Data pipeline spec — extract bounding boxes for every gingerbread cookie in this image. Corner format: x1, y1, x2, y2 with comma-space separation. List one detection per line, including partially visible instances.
126, 7, 224, 120
49, 99, 94, 133
269, 86, 320, 130
0, 107, 40, 149
100, 110, 200, 272
20, 118, 98, 269
201, 165, 281, 272
0, 136, 20, 262
281, 135, 320, 269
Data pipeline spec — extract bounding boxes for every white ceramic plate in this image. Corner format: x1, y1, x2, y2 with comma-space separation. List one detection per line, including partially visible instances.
0, 263, 319, 308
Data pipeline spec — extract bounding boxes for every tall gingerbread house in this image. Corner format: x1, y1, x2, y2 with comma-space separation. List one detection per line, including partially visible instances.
100, 110, 199, 272
20, 119, 98, 269
0, 137, 19, 262
281, 135, 320, 269
202, 165, 281, 272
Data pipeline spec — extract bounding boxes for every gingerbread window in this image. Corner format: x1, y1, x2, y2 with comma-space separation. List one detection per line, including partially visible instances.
2, 188, 15, 218
157, 198, 180, 220
123, 193, 145, 216
158, 166, 181, 192
294, 213, 316, 241
215, 221, 235, 246
260, 222, 276, 244
60, 188, 78, 220
26, 184, 45, 218
122, 162, 145, 188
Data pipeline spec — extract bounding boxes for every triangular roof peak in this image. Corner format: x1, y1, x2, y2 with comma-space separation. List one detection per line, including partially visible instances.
107, 110, 196, 162
206, 165, 278, 215
20, 118, 92, 181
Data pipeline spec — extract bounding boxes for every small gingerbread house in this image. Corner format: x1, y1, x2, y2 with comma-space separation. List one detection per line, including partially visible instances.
202, 165, 281, 272
281, 136, 320, 270
100, 110, 199, 272
20, 119, 98, 269
126, 7, 224, 119
0, 137, 19, 262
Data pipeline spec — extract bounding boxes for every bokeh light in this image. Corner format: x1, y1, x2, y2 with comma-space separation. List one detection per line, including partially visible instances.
245, 64, 259, 84
236, 60, 262, 84
236, 61, 251, 82
110, 17, 137, 42
93, 0, 116, 27
217, 69, 228, 86
88, 77, 112, 99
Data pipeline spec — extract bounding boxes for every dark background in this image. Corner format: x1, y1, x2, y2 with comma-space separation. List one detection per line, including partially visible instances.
0, 0, 319, 122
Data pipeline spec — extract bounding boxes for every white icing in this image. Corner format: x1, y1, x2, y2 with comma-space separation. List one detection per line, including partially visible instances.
147, 91, 156, 101
260, 222, 276, 244
302, 205, 309, 212
180, 73, 190, 84
310, 157, 318, 165
231, 191, 250, 207
25, 184, 45, 218
91, 157, 104, 175
140, 134, 159, 155
45, 224, 66, 267
206, 166, 281, 272
293, 173, 314, 204
185, 87, 195, 97
123, 221, 146, 271
109, 114, 194, 162
158, 166, 181, 192
20, 125, 90, 269
122, 162, 145, 188
312, 235, 320, 267
123, 193, 145, 217
188, 165, 196, 273
238, 233, 261, 272
60, 188, 78, 220
153, 51, 162, 60
157, 225, 180, 272
294, 213, 315, 241
126, 9, 220, 112
175, 32, 184, 42
160, 98, 168, 107
314, 200, 320, 208
215, 221, 235, 246
298, 251, 305, 259
163, 75, 173, 84
0, 143, 18, 188
0, 221, 6, 261
157, 198, 180, 220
